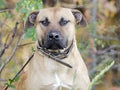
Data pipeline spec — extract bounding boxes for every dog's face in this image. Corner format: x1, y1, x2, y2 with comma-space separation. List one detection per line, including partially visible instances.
25, 7, 86, 50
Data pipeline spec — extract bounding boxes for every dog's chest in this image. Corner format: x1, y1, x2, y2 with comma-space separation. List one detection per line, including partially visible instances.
27, 54, 74, 90
26, 50, 90, 90
44, 57, 73, 89
53, 73, 72, 89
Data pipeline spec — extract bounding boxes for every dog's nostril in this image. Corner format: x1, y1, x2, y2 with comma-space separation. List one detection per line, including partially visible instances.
49, 34, 53, 38
55, 35, 59, 38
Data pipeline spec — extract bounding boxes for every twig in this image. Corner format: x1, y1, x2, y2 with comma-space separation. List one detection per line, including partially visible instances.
0, 78, 7, 82
0, 8, 9, 13
97, 45, 120, 55
89, 1, 98, 90
98, 50, 120, 55
0, 34, 24, 75
0, 22, 19, 58
18, 42, 35, 47
4, 53, 34, 90
90, 0, 97, 23
89, 0, 98, 71
91, 34, 120, 41
38, 48, 72, 68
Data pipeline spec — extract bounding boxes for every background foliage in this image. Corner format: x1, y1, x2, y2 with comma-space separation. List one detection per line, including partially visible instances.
0, 0, 120, 90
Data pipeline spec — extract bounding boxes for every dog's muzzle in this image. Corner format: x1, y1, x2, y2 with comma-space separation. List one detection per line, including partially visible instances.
37, 30, 74, 68
43, 30, 67, 50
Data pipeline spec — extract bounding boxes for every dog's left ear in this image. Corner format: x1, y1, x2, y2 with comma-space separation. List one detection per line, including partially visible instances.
25, 11, 39, 29
71, 9, 87, 26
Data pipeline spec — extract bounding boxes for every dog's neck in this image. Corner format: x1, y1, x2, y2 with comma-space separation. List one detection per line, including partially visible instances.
36, 40, 74, 68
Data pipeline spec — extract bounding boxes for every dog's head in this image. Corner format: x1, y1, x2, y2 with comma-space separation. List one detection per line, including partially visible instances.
25, 7, 87, 50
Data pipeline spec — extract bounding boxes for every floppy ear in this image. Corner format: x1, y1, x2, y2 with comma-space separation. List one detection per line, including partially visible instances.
25, 11, 39, 29
71, 9, 87, 26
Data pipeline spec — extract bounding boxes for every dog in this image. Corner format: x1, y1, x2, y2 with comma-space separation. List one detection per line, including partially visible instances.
16, 7, 90, 90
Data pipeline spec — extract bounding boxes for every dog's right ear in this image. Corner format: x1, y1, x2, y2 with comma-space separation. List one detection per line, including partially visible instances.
25, 11, 39, 29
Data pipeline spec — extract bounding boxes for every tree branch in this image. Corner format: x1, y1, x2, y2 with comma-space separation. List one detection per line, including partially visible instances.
0, 22, 19, 58
97, 45, 120, 55
0, 33, 24, 75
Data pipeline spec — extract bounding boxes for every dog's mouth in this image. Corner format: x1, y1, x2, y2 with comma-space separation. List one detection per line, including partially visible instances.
37, 39, 74, 59
39, 38, 67, 50
42, 39, 68, 50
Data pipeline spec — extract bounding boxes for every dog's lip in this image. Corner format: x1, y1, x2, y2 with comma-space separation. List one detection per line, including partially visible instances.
43, 40, 67, 50
38, 42, 66, 51
39, 44, 67, 54
43, 45, 66, 50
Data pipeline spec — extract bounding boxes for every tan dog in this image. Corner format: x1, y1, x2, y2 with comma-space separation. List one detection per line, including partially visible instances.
17, 7, 90, 90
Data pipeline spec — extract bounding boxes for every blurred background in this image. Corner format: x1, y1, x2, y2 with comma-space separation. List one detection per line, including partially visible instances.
0, 0, 120, 90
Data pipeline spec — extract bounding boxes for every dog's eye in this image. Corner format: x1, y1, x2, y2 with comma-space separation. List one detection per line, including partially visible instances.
59, 18, 70, 26
40, 18, 50, 26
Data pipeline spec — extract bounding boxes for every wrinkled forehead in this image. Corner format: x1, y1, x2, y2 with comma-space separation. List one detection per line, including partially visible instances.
37, 7, 74, 21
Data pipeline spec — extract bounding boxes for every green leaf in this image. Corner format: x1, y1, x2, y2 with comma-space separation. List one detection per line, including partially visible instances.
20, 8, 28, 13
8, 79, 14, 84
5, 12, 13, 18
24, 27, 36, 39
4, 83, 9, 86
89, 60, 115, 90
31, 47, 35, 52
0, 0, 5, 8
32, 33, 37, 41
9, 85, 16, 90
14, 76, 20, 82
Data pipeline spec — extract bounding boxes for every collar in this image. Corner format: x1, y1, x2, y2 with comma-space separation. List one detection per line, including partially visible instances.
37, 40, 74, 68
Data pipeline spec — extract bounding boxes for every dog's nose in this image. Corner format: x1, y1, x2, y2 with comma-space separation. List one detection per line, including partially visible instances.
48, 31, 60, 40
